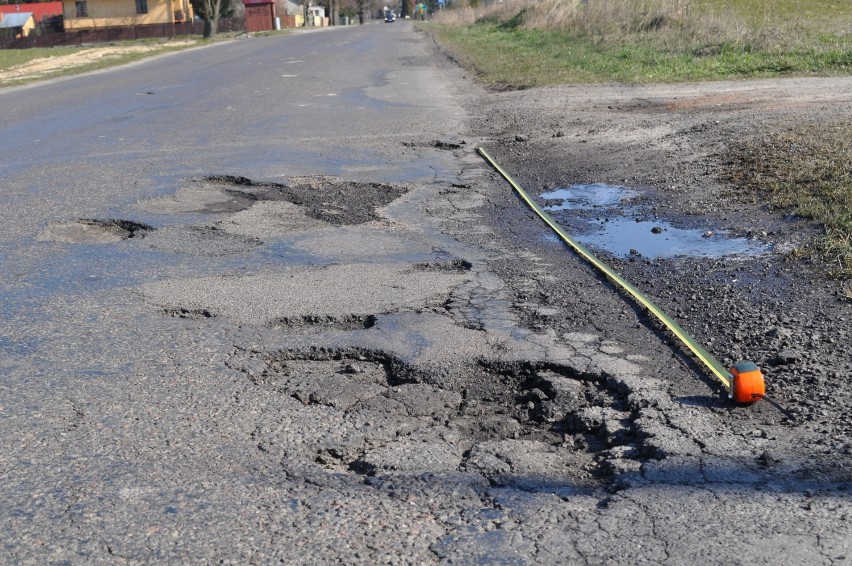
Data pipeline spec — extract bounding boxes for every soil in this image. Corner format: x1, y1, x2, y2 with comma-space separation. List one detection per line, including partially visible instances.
0, 40, 194, 83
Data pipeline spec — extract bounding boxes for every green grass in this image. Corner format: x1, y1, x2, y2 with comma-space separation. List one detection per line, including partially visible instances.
0, 39, 198, 88
422, 0, 852, 86
0, 46, 81, 70
428, 23, 852, 85
728, 122, 852, 285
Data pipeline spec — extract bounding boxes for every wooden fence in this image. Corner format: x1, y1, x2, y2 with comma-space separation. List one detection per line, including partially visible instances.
1, 19, 244, 49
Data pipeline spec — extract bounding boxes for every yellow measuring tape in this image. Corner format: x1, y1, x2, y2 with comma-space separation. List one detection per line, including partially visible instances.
478, 147, 733, 390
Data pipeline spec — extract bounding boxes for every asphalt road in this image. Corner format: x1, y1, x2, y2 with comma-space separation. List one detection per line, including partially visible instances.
0, 23, 471, 562
1, 22, 849, 564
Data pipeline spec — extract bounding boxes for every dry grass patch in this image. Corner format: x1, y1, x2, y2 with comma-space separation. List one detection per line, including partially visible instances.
728, 121, 852, 286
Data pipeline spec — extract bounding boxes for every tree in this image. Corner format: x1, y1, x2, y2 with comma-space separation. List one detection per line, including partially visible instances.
330, 0, 338, 24
200, 0, 223, 37
191, 0, 238, 38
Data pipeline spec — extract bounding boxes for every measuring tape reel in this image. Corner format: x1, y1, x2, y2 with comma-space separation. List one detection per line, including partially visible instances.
729, 361, 766, 404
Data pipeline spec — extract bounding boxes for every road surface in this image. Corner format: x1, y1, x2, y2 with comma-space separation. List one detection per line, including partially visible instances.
1, 22, 849, 564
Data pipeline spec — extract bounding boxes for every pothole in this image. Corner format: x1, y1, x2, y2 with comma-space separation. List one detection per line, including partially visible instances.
402, 139, 465, 150
139, 263, 471, 325
262, 356, 392, 411
268, 314, 378, 330
413, 259, 473, 272
134, 184, 255, 215
198, 174, 408, 226
163, 307, 215, 319
232, 346, 647, 489
38, 219, 152, 244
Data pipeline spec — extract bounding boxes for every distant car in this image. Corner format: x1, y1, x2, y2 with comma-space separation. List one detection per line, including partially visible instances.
385, 12, 396, 22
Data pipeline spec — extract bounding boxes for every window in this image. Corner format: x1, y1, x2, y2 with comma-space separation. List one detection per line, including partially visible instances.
75, 0, 88, 17
136, 0, 148, 14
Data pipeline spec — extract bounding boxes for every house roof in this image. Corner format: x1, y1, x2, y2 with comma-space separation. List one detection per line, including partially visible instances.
0, 2, 63, 23
0, 11, 34, 28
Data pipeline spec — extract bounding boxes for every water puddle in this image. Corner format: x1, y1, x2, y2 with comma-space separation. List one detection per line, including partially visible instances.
541, 184, 639, 210
541, 183, 766, 259
574, 217, 764, 259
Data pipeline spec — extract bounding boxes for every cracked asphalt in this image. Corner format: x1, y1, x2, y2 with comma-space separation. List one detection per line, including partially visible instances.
1, 22, 849, 564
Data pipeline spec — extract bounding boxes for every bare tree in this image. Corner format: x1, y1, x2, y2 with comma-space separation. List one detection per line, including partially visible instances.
190, 0, 231, 39
200, 0, 222, 38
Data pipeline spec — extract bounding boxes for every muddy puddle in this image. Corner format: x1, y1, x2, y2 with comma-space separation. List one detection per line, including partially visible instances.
541, 184, 767, 259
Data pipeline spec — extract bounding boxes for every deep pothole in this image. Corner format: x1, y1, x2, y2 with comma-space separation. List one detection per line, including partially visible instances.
233, 346, 647, 488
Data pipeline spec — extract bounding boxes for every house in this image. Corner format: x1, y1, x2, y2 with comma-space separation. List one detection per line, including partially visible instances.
0, 2, 64, 32
0, 11, 36, 37
61, 0, 194, 30
306, 3, 326, 26
0, 2, 63, 23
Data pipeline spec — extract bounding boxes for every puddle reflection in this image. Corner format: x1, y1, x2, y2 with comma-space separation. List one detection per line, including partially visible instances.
541, 183, 767, 259
541, 183, 638, 210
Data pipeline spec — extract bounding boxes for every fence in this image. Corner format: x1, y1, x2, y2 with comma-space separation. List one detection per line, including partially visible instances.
1, 18, 244, 49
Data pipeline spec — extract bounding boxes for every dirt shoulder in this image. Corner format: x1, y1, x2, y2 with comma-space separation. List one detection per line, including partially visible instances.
462, 74, 852, 473
0, 40, 196, 86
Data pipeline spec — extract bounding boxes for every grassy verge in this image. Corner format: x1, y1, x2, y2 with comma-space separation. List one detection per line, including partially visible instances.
422, 0, 852, 86
0, 38, 199, 88
728, 122, 852, 286
428, 23, 851, 85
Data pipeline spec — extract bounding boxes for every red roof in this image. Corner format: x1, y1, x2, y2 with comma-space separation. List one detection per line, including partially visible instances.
0, 2, 63, 22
